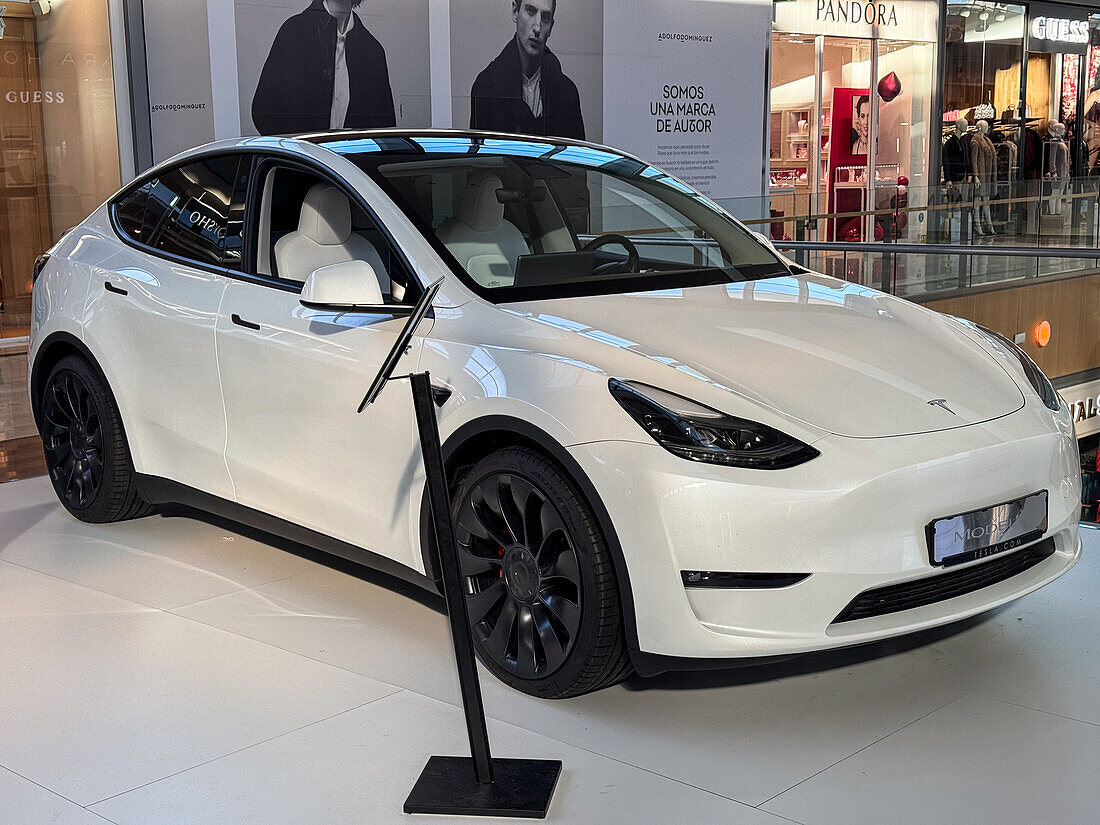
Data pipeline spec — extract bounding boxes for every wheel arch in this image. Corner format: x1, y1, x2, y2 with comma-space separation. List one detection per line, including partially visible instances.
422, 415, 641, 653
29, 332, 102, 428
30, 332, 141, 469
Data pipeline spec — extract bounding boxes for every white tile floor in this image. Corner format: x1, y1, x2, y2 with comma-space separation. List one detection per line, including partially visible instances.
1, 475, 1097, 824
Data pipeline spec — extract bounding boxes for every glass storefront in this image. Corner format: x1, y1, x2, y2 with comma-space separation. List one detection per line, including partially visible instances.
1081, 434, 1098, 522
938, 0, 1100, 246
768, 0, 939, 245
767, 0, 1100, 248
0, 0, 121, 339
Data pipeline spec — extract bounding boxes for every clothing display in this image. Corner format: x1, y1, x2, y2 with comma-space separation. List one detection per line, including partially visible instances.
969, 132, 996, 183
1021, 128, 1043, 179
994, 139, 1017, 181
969, 129, 996, 235
1047, 137, 1070, 216
942, 134, 969, 182
1048, 139, 1070, 180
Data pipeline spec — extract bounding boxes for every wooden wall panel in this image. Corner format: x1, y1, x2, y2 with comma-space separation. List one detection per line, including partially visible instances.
921, 272, 1100, 381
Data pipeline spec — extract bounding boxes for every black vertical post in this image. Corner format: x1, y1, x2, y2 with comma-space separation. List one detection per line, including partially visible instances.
402, 371, 561, 818
359, 279, 560, 817
408, 371, 494, 784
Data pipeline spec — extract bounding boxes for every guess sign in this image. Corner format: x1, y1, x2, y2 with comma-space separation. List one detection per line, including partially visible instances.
1031, 17, 1089, 45
1028, 7, 1090, 54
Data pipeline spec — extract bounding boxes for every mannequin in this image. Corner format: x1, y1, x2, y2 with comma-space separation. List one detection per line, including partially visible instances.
943, 116, 970, 198
970, 119, 996, 235
1047, 121, 1070, 216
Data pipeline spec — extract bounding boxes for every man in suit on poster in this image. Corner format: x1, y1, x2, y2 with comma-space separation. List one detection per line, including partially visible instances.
252, 0, 396, 135
470, 0, 585, 140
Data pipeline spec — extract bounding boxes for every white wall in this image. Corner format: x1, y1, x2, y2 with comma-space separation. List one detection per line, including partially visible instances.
603, 0, 773, 201
143, 0, 215, 163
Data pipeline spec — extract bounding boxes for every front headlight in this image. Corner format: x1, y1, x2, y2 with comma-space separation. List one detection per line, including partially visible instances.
608, 379, 819, 469
967, 323, 1061, 412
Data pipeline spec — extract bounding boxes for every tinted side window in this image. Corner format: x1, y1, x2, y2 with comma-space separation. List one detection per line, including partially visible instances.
114, 183, 150, 243
255, 163, 416, 300
143, 156, 242, 268
224, 156, 252, 270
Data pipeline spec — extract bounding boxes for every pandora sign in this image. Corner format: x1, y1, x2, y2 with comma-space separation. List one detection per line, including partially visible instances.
773, 0, 936, 41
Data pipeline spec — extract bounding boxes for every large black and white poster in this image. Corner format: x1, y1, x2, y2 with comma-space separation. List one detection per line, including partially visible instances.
234, 0, 430, 136
450, 0, 603, 142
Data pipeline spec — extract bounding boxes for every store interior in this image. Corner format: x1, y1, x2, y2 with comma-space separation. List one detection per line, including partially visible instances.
940, 1, 1100, 242
769, 33, 933, 242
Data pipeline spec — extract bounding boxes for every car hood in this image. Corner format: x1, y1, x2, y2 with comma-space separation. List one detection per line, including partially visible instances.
503, 274, 1025, 438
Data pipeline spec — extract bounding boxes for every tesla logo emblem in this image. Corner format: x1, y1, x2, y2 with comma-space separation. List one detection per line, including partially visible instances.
928, 399, 956, 415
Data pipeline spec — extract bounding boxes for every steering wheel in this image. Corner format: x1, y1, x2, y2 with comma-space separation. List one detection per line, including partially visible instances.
582, 233, 640, 277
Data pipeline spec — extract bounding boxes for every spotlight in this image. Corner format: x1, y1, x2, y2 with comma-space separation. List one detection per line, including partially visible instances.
959, 8, 971, 17
978, 10, 990, 20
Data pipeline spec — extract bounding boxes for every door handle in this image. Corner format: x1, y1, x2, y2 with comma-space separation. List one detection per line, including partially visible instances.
231, 314, 261, 331
104, 281, 128, 296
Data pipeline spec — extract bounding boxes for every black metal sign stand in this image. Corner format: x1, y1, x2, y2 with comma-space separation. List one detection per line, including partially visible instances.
359, 281, 561, 819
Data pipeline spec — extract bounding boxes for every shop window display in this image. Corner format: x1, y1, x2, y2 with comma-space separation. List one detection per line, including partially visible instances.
0, 0, 121, 339
940, 2, 1100, 247
768, 16, 936, 255
1081, 435, 1099, 522
1082, 16, 1100, 175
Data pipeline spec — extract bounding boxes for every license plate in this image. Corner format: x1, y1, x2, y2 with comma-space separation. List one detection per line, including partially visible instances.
927, 491, 1048, 568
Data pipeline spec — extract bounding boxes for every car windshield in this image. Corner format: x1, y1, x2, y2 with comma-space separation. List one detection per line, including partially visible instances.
324, 135, 790, 302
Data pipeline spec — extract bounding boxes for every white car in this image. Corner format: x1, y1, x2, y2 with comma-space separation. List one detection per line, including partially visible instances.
29, 131, 1082, 698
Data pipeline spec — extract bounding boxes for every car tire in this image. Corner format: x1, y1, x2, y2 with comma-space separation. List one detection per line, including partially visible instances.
39, 355, 154, 523
451, 446, 633, 698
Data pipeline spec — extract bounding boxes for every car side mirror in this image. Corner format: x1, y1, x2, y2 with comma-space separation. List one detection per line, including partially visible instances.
299, 260, 412, 315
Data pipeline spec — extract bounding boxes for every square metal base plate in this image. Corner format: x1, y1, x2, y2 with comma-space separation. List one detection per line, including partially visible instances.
404, 756, 562, 818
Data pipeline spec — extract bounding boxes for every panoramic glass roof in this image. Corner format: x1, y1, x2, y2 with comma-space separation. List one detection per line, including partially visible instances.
315, 134, 688, 189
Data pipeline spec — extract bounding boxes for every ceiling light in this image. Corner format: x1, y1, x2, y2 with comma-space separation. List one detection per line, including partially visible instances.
959, 8, 971, 17
978, 10, 990, 21
994, 11, 1006, 21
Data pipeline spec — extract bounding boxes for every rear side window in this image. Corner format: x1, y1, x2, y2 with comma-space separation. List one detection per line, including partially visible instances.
113, 155, 251, 271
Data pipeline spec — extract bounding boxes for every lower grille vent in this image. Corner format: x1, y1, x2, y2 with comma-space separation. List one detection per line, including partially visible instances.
832, 538, 1056, 624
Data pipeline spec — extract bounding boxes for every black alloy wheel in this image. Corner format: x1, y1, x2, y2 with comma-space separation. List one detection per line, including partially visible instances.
41, 367, 104, 510
452, 447, 633, 698
39, 355, 153, 523
457, 472, 583, 679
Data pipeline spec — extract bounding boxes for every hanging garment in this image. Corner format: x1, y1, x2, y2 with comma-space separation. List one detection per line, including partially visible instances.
994, 140, 1018, 181
1048, 140, 1069, 179
1022, 129, 1043, 178
942, 134, 969, 182
970, 132, 996, 182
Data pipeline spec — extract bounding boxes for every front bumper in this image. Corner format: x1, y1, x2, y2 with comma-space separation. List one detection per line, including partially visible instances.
568, 398, 1082, 663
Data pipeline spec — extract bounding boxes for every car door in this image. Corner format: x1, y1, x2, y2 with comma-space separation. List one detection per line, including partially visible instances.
85, 154, 251, 499
215, 158, 431, 571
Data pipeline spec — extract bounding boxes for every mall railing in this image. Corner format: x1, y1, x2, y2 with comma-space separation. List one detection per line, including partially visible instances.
716, 175, 1100, 300
767, 239, 1100, 302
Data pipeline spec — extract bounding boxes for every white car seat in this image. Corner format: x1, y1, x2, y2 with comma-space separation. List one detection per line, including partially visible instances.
436, 172, 529, 287
274, 183, 389, 294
